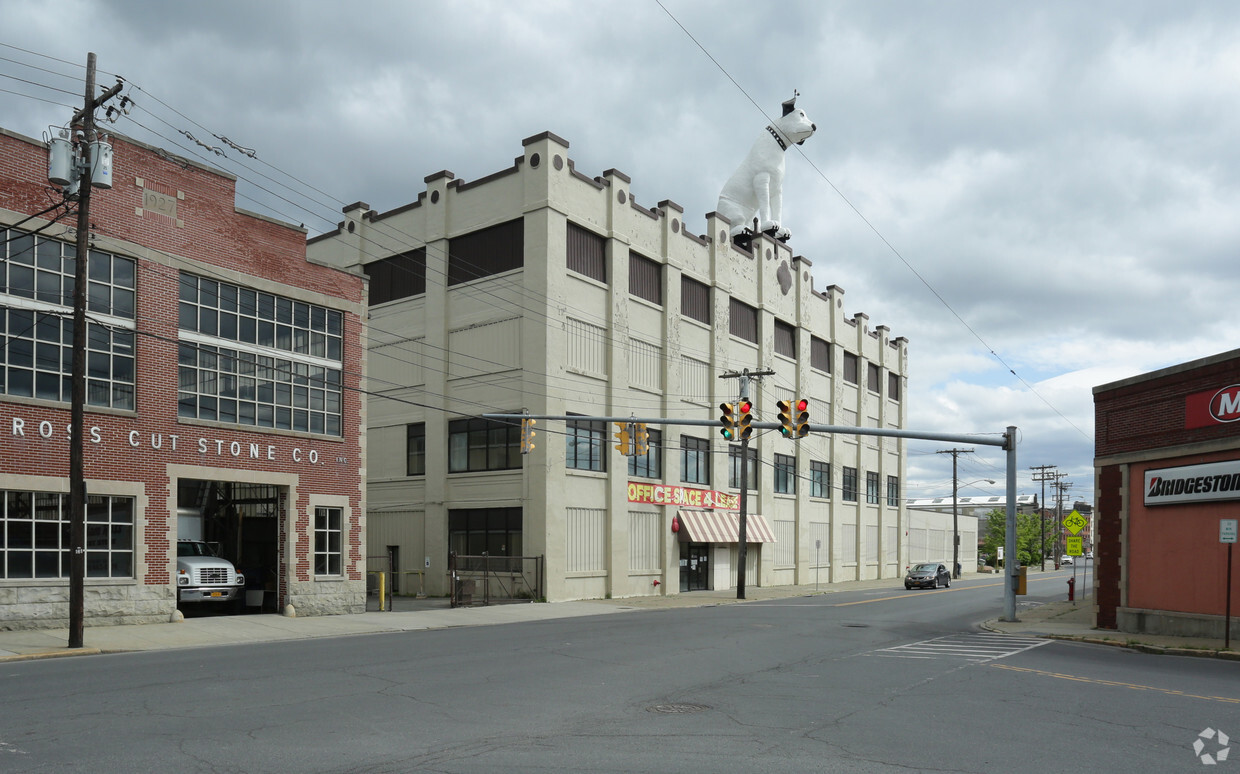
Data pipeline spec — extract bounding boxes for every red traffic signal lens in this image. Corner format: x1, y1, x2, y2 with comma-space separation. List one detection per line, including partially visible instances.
796, 399, 809, 412
738, 400, 752, 414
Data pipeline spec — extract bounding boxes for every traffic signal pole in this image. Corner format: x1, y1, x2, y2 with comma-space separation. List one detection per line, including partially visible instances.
720, 368, 773, 599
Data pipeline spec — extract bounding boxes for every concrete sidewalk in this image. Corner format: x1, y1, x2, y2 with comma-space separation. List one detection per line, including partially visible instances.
3, 572, 1236, 662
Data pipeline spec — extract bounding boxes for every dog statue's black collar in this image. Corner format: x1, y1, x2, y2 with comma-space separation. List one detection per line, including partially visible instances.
766, 125, 788, 151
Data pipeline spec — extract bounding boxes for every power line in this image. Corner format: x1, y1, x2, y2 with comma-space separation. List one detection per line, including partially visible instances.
654, 0, 1092, 445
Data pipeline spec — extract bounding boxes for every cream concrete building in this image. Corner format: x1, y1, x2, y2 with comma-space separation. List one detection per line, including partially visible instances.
307, 132, 908, 601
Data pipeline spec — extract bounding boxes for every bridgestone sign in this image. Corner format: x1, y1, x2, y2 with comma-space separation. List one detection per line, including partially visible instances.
1144, 460, 1240, 506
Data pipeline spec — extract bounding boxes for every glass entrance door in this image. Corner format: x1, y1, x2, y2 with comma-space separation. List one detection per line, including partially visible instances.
679, 542, 710, 592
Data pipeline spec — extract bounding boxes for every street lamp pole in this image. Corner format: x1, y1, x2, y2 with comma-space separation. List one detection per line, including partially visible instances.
938, 448, 974, 579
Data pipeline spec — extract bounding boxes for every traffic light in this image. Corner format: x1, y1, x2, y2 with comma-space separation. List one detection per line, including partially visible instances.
719, 402, 736, 441
738, 400, 753, 440
614, 421, 632, 456
520, 418, 536, 454
793, 398, 810, 438
776, 399, 794, 437
634, 422, 649, 456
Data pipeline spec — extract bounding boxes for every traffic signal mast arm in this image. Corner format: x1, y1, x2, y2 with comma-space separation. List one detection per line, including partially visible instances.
485, 414, 1011, 447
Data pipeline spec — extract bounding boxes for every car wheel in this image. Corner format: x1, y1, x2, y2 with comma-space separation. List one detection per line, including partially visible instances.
945, 577, 950, 588
905, 584, 912, 590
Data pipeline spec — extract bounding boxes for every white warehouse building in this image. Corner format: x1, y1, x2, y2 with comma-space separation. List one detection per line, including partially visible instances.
307, 131, 908, 602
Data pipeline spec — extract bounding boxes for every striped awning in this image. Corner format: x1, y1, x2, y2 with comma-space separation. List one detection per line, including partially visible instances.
677, 509, 776, 544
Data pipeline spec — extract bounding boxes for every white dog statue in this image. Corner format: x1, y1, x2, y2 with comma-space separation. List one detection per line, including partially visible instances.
716, 94, 816, 241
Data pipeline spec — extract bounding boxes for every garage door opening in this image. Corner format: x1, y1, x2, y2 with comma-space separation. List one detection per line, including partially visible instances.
176, 479, 282, 614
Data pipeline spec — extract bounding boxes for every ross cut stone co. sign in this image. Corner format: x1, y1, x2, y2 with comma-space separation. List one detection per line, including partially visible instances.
7, 415, 328, 466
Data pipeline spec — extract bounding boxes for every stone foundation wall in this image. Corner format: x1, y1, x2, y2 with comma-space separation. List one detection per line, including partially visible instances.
0, 584, 173, 631
1116, 606, 1236, 640
286, 580, 367, 617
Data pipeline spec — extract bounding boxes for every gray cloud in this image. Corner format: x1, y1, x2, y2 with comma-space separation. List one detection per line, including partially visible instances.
4, 0, 1238, 502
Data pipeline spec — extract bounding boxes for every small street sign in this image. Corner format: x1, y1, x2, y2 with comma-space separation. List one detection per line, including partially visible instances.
1065, 536, 1084, 556
1222, 519, 1238, 544
1063, 510, 1088, 536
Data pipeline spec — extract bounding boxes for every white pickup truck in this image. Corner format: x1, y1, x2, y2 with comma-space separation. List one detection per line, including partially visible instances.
176, 539, 246, 605
176, 506, 245, 606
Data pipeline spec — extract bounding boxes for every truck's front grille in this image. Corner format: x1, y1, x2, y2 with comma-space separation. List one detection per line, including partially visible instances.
198, 568, 229, 584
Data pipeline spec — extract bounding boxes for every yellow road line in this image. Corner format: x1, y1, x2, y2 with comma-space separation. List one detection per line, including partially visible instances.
992, 664, 1240, 705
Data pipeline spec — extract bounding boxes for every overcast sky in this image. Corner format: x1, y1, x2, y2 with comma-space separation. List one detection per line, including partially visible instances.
4, 0, 1238, 506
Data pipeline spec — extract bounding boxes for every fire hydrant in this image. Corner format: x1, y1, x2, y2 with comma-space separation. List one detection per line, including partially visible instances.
1067, 577, 1075, 602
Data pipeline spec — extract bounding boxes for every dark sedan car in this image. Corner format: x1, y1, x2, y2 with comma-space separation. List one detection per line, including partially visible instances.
905, 562, 951, 590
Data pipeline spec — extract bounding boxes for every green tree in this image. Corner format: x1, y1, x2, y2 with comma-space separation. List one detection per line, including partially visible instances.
980, 508, 1051, 566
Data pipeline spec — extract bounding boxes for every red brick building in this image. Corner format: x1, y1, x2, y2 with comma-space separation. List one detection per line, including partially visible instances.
1093, 349, 1240, 638
1, 127, 366, 629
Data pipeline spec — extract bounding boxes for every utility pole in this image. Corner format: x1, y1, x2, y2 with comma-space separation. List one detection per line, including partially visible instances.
937, 448, 973, 579
67, 53, 123, 648
1053, 474, 1072, 567
1030, 465, 1057, 571
720, 368, 774, 599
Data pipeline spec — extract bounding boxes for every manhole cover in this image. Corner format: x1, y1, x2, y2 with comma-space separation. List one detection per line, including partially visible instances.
648, 703, 710, 714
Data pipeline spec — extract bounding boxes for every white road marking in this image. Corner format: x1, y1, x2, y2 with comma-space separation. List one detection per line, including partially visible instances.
867, 633, 1052, 662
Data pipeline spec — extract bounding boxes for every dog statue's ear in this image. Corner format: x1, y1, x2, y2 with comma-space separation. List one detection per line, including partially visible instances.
782, 90, 799, 116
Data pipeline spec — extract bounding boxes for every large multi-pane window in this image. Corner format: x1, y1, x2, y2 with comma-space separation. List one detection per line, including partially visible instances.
680, 276, 710, 325
811, 336, 831, 374
843, 352, 859, 384
774, 320, 796, 358
680, 436, 710, 485
406, 422, 425, 476
178, 273, 344, 435
448, 417, 521, 473
566, 418, 607, 472
774, 453, 796, 494
313, 506, 342, 576
887, 475, 900, 507
449, 507, 522, 570
842, 466, 858, 502
866, 471, 881, 504
448, 219, 523, 285
365, 248, 426, 305
729, 297, 758, 344
1, 228, 136, 409
810, 460, 831, 498
628, 427, 662, 478
728, 445, 758, 490
888, 372, 901, 402
567, 222, 606, 283
629, 252, 663, 305
867, 363, 882, 395
0, 491, 133, 579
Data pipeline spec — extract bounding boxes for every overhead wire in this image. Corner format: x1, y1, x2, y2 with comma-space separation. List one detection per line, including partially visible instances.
652, 0, 1092, 446
2, 44, 951, 498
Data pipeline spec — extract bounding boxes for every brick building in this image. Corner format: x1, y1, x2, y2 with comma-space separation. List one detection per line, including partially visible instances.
1093, 349, 1240, 638
0, 127, 367, 629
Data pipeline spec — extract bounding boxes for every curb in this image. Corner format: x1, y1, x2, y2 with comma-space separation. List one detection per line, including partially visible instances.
0, 647, 104, 663
980, 623, 1240, 661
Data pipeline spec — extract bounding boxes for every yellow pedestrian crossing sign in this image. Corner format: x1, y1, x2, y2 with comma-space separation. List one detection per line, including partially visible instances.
1064, 510, 1087, 536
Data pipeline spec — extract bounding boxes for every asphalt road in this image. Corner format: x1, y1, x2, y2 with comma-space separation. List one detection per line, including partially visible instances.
2, 566, 1233, 773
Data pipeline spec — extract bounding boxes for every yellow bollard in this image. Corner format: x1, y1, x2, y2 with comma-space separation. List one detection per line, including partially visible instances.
378, 571, 386, 611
